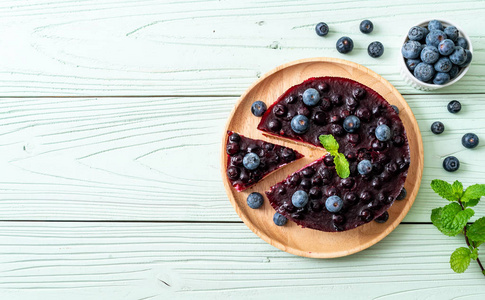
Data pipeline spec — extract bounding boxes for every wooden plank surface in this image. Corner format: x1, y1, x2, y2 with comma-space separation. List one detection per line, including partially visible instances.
0, 0, 483, 96
1, 94, 483, 222
0, 222, 483, 300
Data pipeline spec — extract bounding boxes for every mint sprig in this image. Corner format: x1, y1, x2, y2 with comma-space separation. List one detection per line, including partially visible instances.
430, 179, 485, 276
318, 134, 350, 178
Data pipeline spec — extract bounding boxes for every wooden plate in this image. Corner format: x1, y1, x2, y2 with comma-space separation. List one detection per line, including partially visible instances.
221, 57, 423, 258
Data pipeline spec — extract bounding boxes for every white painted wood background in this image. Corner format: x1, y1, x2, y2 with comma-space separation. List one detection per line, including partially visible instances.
0, 0, 485, 299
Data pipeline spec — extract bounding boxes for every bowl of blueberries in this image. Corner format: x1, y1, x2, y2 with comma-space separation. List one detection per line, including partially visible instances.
400, 19, 472, 91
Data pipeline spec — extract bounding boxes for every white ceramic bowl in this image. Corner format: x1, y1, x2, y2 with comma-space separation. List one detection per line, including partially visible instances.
399, 19, 473, 91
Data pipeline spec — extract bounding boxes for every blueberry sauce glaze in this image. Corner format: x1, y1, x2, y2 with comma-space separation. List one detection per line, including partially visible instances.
226, 131, 303, 192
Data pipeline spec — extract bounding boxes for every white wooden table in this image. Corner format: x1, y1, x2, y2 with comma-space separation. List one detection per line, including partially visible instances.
1, 1, 485, 299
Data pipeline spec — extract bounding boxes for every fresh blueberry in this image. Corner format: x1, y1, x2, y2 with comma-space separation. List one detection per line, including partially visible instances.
375, 124, 391, 141
449, 46, 467, 65
336, 36, 354, 54
302, 88, 320, 106
434, 57, 452, 73
315, 22, 329, 36
360, 20, 373, 34
292, 190, 309, 208
325, 195, 343, 213
247, 192, 264, 209
408, 26, 427, 41
462, 133, 479, 149
433, 72, 450, 85
401, 40, 422, 59
444, 26, 459, 42
396, 188, 407, 200
420, 46, 439, 64
243, 152, 260, 170
290, 115, 310, 134
447, 100, 461, 113
449, 65, 460, 79
390, 105, 399, 114
251, 101, 267, 117
459, 50, 472, 68
443, 156, 460, 172
428, 20, 444, 31
456, 37, 468, 49
375, 211, 389, 223
273, 212, 288, 226
431, 121, 445, 134
406, 58, 421, 71
414, 63, 435, 82
368, 41, 384, 58
426, 30, 447, 47
357, 159, 372, 175
438, 39, 455, 56
343, 115, 361, 133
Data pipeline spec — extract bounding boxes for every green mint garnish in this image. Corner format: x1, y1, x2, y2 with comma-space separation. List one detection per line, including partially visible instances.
318, 134, 349, 179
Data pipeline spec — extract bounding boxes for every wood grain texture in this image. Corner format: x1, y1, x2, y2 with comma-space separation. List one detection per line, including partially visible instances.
0, 0, 483, 96
0, 222, 483, 300
0, 95, 483, 222
221, 57, 423, 258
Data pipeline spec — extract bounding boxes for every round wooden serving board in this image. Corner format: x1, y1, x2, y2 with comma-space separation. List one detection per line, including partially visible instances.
221, 57, 424, 258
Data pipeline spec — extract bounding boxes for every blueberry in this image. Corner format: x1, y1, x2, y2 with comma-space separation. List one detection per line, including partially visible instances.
229, 132, 240, 143
414, 63, 435, 82
375, 211, 389, 223
290, 115, 310, 134
368, 41, 384, 58
273, 212, 288, 226
443, 156, 460, 172
251, 101, 267, 117
357, 159, 372, 175
227, 166, 240, 179
428, 20, 444, 31
444, 26, 459, 42
449, 65, 460, 79
426, 30, 447, 47
431, 121, 445, 134
247, 192, 264, 209
325, 195, 343, 213
462, 133, 479, 149
360, 20, 373, 34
456, 37, 468, 49
406, 58, 421, 71
302, 88, 320, 106
434, 57, 452, 73
375, 124, 391, 141
408, 26, 427, 41
390, 105, 399, 114
433, 72, 450, 85
420, 46, 439, 64
336, 36, 354, 54
401, 40, 422, 59
243, 152, 260, 170
396, 188, 407, 200
449, 46, 467, 65
437, 39, 455, 56
459, 50, 472, 68
343, 115, 361, 133
292, 190, 309, 208
315, 22, 329, 36
447, 100, 461, 113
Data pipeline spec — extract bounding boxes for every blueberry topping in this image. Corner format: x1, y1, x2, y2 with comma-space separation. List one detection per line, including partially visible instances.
226, 143, 240, 155
336, 36, 354, 54
433, 72, 450, 85
227, 166, 240, 179
251, 101, 267, 117
302, 167, 315, 178
357, 159, 373, 175
315, 22, 329, 36
431, 121, 445, 134
428, 20, 444, 31
462, 133, 479, 149
420, 46, 439, 64
408, 26, 427, 41
434, 57, 452, 73
426, 30, 447, 47
273, 212, 288, 226
414, 62, 435, 82
312, 111, 327, 125
444, 26, 459, 42
396, 188, 407, 200
325, 195, 343, 213
438, 39, 455, 56
401, 40, 421, 59
290, 115, 310, 134
368, 41, 384, 58
375, 211, 389, 223
292, 190, 309, 208
273, 104, 287, 117
300, 178, 312, 190
449, 46, 467, 65
268, 119, 282, 131
330, 94, 343, 106
247, 192, 264, 209
229, 132, 240, 143
360, 20, 373, 34
231, 154, 243, 166
342, 115, 361, 133
360, 209, 373, 222
443, 156, 460, 172
447, 100, 461, 113
352, 87, 366, 99
390, 105, 399, 114
456, 37, 468, 49
243, 152, 260, 170
302, 88, 320, 106
360, 191, 372, 203
281, 148, 296, 161
309, 187, 322, 199
375, 124, 391, 141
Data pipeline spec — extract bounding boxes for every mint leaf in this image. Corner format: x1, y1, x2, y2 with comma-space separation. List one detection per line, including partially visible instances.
467, 217, 485, 242
431, 179, 458, 201
452, 180, 464, 199
462, 184, 485, 203
431, 207, 460, 236
334, 153, 350, 179
464, 198, 480, 208
319, 135, 339, 153
440, 202, 474, 236
450, 247, 471, 273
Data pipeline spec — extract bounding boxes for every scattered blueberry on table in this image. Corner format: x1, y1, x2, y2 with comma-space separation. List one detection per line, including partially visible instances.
374, 211, 389, 223
315, 22, 329, 36
336, 36, 354, 54
247, 192, 264, 209
360, 20, 373, 34
251, 101, 267, 117
443, 156, 460, 172
462, 133, 479, 149
396, 188, 407, 200
447, 100, 461, 113
273, 212, 288, 226
368, 41, 384, 58
431, 121, 445, 134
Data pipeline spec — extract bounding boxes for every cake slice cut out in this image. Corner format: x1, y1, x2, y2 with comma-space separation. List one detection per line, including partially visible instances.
225, 131, 303, 192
